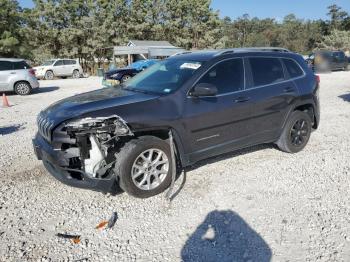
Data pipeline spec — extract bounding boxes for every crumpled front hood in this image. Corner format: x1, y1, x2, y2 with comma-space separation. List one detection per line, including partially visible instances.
41, 87, 159, 125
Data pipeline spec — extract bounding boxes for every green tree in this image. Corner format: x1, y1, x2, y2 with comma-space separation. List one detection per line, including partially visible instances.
327, 4, 349, 30
0, 0, 30, 57
319, 29, 350, 50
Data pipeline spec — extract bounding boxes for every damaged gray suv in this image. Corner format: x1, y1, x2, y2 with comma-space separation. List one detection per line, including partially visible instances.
33, 48, 320, 198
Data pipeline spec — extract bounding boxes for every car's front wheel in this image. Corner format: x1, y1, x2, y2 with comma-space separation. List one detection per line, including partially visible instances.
114, 136, 173, 198
14, 81, 32, 95
277, 111, 312, 153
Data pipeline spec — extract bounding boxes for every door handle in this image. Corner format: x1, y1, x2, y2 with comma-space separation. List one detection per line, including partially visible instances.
10, 72, 16, 74
284, 87, 295, 93
234, 96, 250, 103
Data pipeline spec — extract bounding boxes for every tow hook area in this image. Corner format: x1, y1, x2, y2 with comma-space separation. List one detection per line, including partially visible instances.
54, 115, 133, 180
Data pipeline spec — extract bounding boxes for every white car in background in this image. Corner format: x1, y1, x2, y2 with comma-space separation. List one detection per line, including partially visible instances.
0, 58, 39, 95
34, 59, 83, 80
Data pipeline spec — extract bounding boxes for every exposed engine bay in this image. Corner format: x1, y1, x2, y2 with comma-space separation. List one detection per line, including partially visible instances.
52, 115, 133, 179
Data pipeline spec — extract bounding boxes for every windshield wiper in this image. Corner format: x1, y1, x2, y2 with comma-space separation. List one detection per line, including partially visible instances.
122, 86, 159, 95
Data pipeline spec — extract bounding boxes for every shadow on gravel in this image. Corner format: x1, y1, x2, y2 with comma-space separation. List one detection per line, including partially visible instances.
0, 124, 25, 135
186, 144, 274, 172
33, 86, 59, 94
339, 93, 350, 102
181, 210, 271, 262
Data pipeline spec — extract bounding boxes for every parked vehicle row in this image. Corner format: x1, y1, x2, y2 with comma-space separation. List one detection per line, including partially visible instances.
306, 50, 349, 72
0, 58, 40, 95
34, 59, 83, 80
102, 59, 158, 87
33, 48, 320, 198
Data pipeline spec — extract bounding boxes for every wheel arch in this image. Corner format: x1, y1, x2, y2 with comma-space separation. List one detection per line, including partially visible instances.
132, 127, 187, 167
293, 103, 318, 129
13, 80, 32, 91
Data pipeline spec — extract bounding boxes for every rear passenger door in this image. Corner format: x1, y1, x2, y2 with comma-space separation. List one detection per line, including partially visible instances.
243, 57, 300, 142
0, 61, 14, 89
63, 60, 75, 75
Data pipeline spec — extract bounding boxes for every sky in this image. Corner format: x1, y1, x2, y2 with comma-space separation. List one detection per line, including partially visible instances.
18, 0, 350, 21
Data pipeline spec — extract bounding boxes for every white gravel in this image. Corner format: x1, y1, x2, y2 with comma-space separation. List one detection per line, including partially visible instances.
1, 73, 350, 261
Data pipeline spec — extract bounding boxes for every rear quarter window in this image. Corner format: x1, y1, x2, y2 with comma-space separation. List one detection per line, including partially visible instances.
249, 57, 285, 87
283, 59, 304, 78
13, 61, 31, 70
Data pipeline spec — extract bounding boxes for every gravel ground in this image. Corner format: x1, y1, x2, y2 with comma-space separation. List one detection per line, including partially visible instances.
0, 73, 350, 261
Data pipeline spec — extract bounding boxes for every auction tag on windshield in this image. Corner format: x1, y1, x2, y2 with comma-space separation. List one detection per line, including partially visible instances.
180, 63, 201, 70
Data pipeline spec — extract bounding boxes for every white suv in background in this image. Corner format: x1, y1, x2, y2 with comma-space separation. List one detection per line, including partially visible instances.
0, 58, 39, 95
34, 59, 83, 80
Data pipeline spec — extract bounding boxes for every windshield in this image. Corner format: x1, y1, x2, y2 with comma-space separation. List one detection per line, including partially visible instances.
123, 59, 202, 94
41, 60, 55, 66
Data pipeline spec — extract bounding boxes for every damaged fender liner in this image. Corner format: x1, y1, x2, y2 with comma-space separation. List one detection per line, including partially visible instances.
33, 115, 133, 193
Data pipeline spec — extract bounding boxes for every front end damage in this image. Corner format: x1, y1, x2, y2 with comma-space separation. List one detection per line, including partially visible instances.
33, 115, 133, 193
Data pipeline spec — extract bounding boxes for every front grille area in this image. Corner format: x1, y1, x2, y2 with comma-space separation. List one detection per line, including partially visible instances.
37, 112, 54, 141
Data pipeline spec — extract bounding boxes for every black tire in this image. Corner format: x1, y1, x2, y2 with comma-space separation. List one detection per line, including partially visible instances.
14, 81, 32, 95
121, 74, 131, 83
114, 136, 173, 198
44, 70, 54, 80
72, 69, 80, 79
276, 111, 312, 153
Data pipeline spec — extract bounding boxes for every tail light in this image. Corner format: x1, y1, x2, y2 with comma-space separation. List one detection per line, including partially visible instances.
315, 75, 320, 84
29, 68, 36, 76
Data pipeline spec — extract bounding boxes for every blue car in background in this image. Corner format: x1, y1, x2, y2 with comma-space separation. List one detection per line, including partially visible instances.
102, 59, 158, 87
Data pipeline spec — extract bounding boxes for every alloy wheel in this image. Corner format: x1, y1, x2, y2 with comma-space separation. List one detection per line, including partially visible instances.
16, 83, 30, 95
290, 119, 309, 147
131, 148, 169, 190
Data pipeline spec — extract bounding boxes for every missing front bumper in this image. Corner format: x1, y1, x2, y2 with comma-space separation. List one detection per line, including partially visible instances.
32, 133, 121, 193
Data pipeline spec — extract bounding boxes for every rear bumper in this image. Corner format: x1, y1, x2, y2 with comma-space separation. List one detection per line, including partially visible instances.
32, 133, 119, 193
28, 76, 40, 89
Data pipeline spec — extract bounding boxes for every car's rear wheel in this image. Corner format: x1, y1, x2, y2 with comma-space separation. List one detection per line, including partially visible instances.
121, 75, 131, 82
44, 70, 54, 80
72, 69, 80, 79
14, 81, 32, 95
277, 111, 312, 153
114, 136, 173, 198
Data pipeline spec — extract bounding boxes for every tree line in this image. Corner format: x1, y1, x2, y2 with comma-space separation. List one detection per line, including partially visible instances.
1, 0, 350, 63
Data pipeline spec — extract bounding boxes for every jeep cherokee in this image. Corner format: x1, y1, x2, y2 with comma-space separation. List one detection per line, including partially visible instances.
33, 48, 320, 198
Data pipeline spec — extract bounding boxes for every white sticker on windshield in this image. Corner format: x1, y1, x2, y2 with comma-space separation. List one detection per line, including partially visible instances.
180, 63, 201, 70
163, 89, 171, 93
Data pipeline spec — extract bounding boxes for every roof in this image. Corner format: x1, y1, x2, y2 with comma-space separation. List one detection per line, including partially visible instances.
0, 58, 25, 62
128, 40, 175, 48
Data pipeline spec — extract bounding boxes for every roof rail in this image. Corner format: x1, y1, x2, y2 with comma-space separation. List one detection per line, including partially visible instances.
215, 47, 291, 56
171, 51, 192, 57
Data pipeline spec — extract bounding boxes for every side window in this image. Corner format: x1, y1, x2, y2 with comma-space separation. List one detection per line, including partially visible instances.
249, 57, 285, 87
54, 60, 64, 66
13, 61, 31, 70
197, 59, 244, 94
64, 60, 76, 65
0, 61, 13, 71
70, 60, 76, 65
283, 59, 304, 78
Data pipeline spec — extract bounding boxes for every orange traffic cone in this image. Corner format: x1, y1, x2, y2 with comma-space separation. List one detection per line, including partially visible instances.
2, 93, 10, 107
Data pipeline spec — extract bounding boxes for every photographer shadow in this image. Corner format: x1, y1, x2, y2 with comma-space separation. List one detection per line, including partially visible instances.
181, 210, 271, 262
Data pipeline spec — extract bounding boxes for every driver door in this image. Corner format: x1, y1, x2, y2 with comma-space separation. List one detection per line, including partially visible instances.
182, 58, 254, 161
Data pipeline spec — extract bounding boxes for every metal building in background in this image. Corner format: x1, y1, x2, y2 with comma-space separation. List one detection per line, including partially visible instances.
113, 40, 185, 65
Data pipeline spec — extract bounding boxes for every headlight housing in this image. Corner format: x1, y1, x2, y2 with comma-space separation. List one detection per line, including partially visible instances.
64, 115, 132, 136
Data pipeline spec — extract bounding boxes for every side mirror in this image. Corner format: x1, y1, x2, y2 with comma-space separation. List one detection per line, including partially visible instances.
191, 83, 217, 97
